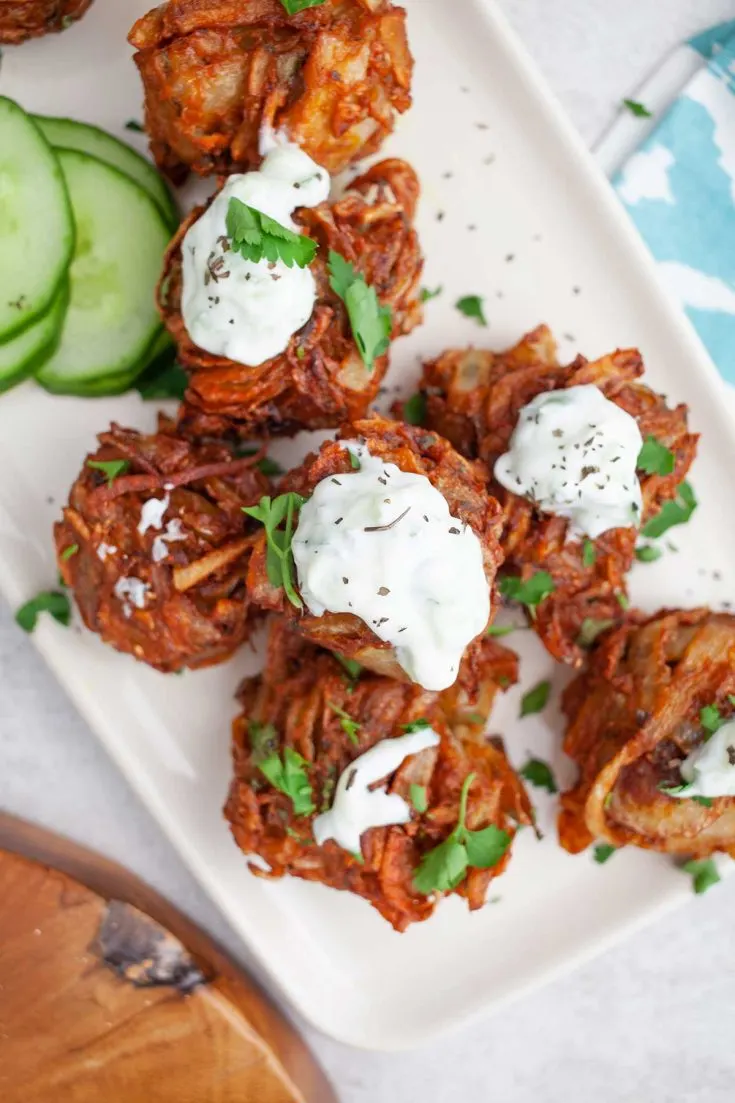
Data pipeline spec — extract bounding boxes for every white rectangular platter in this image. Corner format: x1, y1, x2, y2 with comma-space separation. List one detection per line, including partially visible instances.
2, 0, 735, 1051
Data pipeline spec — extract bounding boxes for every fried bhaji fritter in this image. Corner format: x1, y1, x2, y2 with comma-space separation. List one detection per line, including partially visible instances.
415, 326, 698, 666
164, 159, 423, 438
225, 621, 532, 931
0, 0, 92, 44
129, 0, 413, 182
54, 417, 270, 672
245, 415, 504, 692
559, 608, 735, 858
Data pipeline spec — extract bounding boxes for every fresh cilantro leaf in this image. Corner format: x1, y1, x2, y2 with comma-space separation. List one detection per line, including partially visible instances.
616, 592, 630, 610
242, 493, 306, 609
683, 858, 721, 895
248, 720, 279, 762
582, 538, 596, 567
413, 772, 510, 895
278, 0, 326, 12
642, 481, 697, 539
349, 451, 361, 471
520, 681, 551, 717
136, 356, 188, 401
420, 285, 443, 302
327, 700, 360, 746
328, 250, 391, 370
637, 436, 675, 476
87, 458, 130, 486
486, 623, 516, 637
227, 197, 317, 269
334, 652, 362, 684
60, 544, 79, 561
455, 295, 487, 327
125, 119, 144, 132
258, 746, 315, 816
499, 571, 555, 608
402, 718, 431, 734
577, 617, 615, 648
403, 392, 427, 426
700, 704, 722, 736
623, 99, 652, 118
593, 843, 616, 864
635, 544, 662, 563
410, 783, 428, 814
16, 591, 71, 632
693, 796, 714, 808
519, 757, 557, 794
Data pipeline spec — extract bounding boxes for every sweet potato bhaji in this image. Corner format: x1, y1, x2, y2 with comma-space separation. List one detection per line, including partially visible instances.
128, 0, 413, 182
166, 158, 423, 439
559, 608, 735, 858
415, 325, 698, 665
54, 417, 270, 672
0, 0, 92, 44
225, 621, 532, 930
246, 415, 504, 693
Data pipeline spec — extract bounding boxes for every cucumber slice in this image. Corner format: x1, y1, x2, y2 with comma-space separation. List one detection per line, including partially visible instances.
0, 281, 69, 392
34, 115, 178, 230
0, 97, 74, 343
36, 149, 171, 396
41, 325, 170, 398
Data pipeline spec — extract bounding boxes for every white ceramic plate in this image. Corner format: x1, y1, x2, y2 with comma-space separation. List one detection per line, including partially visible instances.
1, 0, 734, 1052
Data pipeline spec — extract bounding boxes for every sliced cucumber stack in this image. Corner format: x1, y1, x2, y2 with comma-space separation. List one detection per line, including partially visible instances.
37, 150, 172, 396
33, 115, 178, 230
0, 97, 74, 342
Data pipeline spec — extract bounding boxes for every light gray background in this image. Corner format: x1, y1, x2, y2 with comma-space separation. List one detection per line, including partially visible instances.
2, 2, 735, 1100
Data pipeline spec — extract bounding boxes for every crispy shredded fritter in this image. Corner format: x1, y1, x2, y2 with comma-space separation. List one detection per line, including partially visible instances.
0, 0, 92, 43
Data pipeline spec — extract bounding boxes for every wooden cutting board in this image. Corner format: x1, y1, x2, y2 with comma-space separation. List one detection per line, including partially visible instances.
0, 813, 338, 1103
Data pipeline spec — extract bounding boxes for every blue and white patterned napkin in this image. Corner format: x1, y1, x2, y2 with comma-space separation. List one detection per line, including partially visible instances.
597, 21, 735, 386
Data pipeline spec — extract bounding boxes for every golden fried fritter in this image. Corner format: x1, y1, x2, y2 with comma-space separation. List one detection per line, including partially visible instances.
54, 416, 270, 672
559, 608, 735, 858
225, 620, 532, 931
0, 0, 92, 44
128, 0, 413, 182
245, 414, 504, 693
165, 159, 423, 439
415, 326, 698, 666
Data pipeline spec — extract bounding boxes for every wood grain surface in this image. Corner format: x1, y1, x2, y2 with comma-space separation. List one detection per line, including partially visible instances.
0, 813, 338, 1103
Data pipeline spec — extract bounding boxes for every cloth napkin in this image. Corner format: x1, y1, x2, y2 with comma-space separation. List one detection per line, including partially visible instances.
596, 21, 735, 386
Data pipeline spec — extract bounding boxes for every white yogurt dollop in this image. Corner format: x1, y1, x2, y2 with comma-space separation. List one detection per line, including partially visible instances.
181, 142, 330, 367
494, 384, 643, 539
291, 443, 490, 691
313, 727, 441, 854
672, 719, 735, 799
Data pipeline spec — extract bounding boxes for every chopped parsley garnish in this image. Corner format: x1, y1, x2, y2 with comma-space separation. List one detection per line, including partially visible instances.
348, 451, 361, 470
499, 571, 555, 609
16, 591, 71, 632
455, 294, 487, 327
402, 718, 432, 734
413, 772, 510, 894
582, 538, 596, 567
623, 99, 652, 118
327, 701, 360, 746
328, 250, 392, 371
242, 492, 306, 609
520, 681, 551, 718
577, 617, 615, 648
403, 392, 427, 426
125, 119, 144, 132
420, 285, 443, 302
637, 436, 675, 476
519, 757, 558, 794
700, 703, 724, 736
87, 458, 130, 486
334, 652, 362, 685
60, 544, 79, 561
410, 783, 428, 814
593, 843, 616, 864
486, 623, 516, 637
635, 543, 662, 563
227, 197, 317, 268
278, 0, 326, 12
641, 481, 697, 539
693, 796, 714, 808
258, 746, 315, 816
683, 858, 720, 895
616, 592, 630, 610
136, 357, 188, 401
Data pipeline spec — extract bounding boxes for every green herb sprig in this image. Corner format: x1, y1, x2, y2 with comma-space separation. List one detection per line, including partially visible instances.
642, 482, 697, 539
16, 591, 71, 633
279, 0, 326, 12
327, 701, 361, 746
520, 681, 551, 718
519, 757, 557, 794
328, 250, 392, 371
499, 571, 555, 611
455, 295, 487, 326
87, 458, 130, 486
637, 436, 675, 476
243, 493, 306, 609
227, 197, 317, 269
